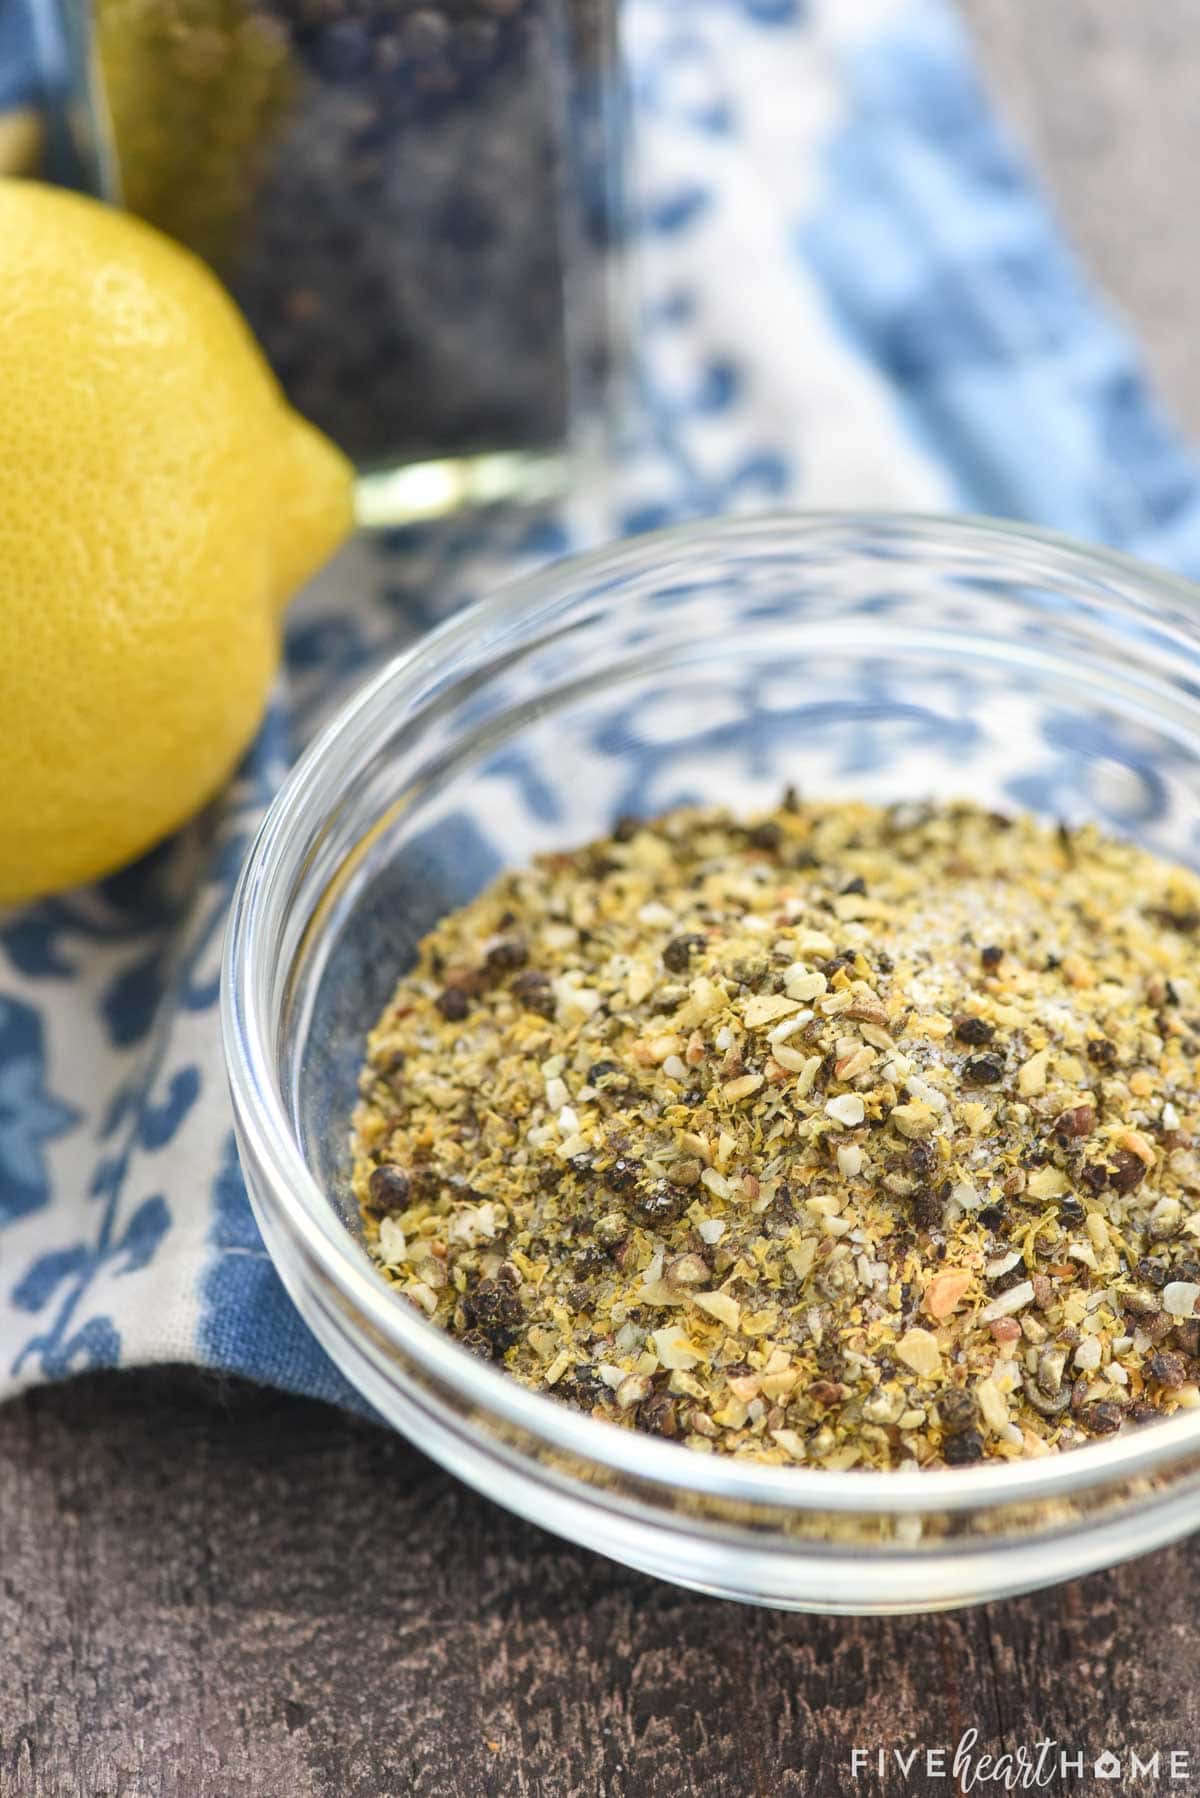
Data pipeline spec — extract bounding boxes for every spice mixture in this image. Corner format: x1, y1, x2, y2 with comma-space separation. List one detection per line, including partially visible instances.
351, 798, 1200, 1470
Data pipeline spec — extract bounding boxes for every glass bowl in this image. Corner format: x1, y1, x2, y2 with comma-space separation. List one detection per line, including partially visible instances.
222, 512, 1200, 1613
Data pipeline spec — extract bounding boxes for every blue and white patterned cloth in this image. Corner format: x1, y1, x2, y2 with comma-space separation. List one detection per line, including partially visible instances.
4, 0, 1200, 1406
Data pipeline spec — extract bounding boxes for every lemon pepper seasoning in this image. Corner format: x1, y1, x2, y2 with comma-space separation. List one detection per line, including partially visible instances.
351, 798, 1200, 1470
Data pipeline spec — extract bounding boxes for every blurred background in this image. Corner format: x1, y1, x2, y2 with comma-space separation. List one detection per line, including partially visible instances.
4, 0, 623, 523
960, 2, 1200, 440
6, 0, 1199, 499
7, 5, 1200, 1794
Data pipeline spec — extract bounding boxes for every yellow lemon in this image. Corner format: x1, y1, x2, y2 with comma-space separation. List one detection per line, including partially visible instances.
0, 179, 354, 905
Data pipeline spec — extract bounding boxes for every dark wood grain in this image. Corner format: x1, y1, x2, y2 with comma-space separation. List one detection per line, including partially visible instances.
7, 7, 1200, 1795
2, 1370, 1199, 1797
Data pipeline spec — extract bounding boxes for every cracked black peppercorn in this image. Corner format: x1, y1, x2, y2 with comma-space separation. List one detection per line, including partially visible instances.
436, 986, 470, 1021
1080, 1401, 1125, 1435
510, 969, 556, 1019
961, 1052, 1005, 1086
635, 1389, 679, 1437
908, 1142, 936, 1179
458, 1278, 524, 1356
606, 1155, 641, 1193
1146, 905, 1200, 934
954, 1015, 995, 1046
486, 934, 529, 972
562, 1368, 609, 1413
936, 1388, 977, 1434
1147, 1352, 1188, 1389
980, 944, 1004, 968
911, 1187, 943, 1230
366, 1164, 411, 1212
571, 1245, 608, 1280
662, 934, 706, 974
631, 1183, 689, 1230
1110, 1149, 1147, 1193
943, 1429, 986, 1465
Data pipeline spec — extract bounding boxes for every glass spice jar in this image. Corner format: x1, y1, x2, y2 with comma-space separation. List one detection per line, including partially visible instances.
45, 0, 626, 522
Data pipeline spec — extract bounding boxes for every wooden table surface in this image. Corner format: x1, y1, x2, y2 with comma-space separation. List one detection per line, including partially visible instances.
6, 6, 1200, 1794
2, 1367, 1200, 1797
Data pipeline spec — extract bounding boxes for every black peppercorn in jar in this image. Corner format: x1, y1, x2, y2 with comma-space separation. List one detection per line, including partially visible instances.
54, 0, 626, 520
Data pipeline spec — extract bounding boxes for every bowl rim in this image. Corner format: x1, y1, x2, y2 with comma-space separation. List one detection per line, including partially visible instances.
222, 508, 1200, 1519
